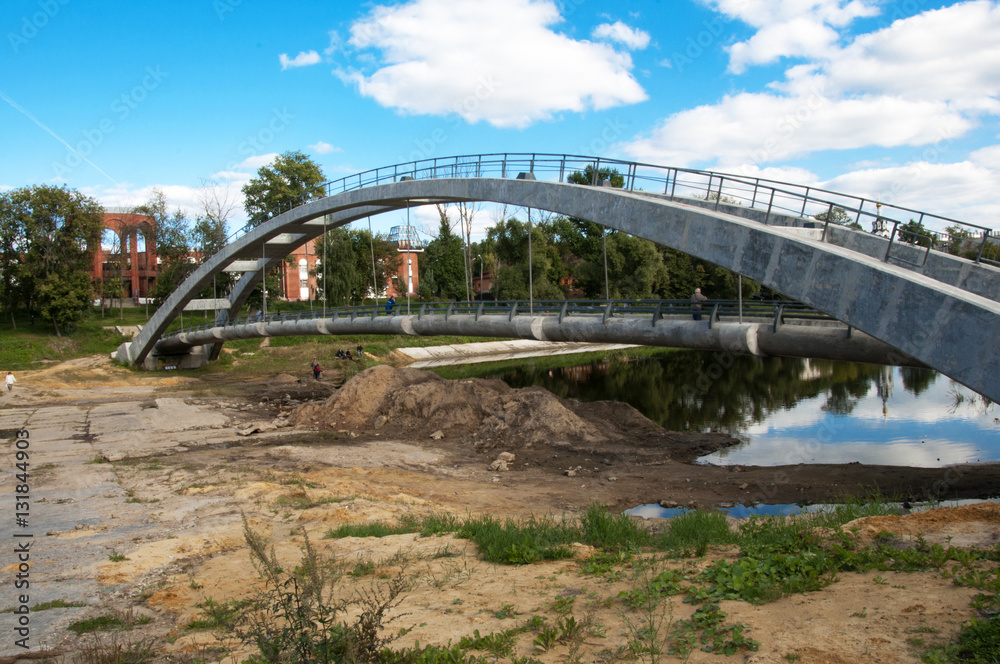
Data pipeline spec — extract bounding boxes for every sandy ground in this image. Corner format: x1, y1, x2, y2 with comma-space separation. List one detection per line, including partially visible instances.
0, 355, 997, 663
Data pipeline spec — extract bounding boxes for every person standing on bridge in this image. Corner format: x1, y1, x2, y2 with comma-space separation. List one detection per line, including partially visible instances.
691, 288, 708, 321
385, 295, 396, 315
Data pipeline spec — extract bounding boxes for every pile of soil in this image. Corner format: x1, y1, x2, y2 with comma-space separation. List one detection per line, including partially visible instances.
846, 502, 1000, 548
289, 365, 739, 463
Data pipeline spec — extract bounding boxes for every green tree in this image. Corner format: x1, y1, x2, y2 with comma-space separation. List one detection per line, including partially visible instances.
419, 212, 466, 300
487, 217, 563, 300
2, 185, 104, 335
814, 206, 858, 228
0, 191, 28, 326
134, 190, 194, 307
242, 151, 327, 227
314, 227, 399, 306
898, 219, 932, 248
566, 164, 624, 187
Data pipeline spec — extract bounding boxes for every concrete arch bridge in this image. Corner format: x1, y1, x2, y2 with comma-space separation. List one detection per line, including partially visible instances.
114, 154, 1000, 402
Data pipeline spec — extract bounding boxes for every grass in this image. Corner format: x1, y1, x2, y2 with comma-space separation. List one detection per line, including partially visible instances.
0, 301, 508, 376
67, 609, 151, 635
217, 496, 1000, 663
657, 509, 734, 556
0, 598, 85, 613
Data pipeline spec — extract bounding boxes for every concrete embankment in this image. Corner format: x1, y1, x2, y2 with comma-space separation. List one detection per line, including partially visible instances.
397, 339, 638, 368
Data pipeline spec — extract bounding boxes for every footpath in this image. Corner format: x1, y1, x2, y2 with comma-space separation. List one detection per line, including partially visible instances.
398, 339, 637, 368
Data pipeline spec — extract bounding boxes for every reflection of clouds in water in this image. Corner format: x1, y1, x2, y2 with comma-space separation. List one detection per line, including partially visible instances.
852, 377, 994, 426
744, 394, 828, 435
725, 366, 1000, 468
703, 436, 981, 467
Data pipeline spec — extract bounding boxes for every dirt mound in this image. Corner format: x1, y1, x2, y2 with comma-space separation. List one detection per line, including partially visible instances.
290, 365, 653, 453
845, 502, 1000, 548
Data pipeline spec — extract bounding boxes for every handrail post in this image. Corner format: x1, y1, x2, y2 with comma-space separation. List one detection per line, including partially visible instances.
764, 189, 776, 225
602, 301, 613, 324
707, 303, 721, 329
884, 221, 899, 262
976, 230, 990, 264
558, 300, 569, 323
772, 304, 786, 332
821, 202, 834, 242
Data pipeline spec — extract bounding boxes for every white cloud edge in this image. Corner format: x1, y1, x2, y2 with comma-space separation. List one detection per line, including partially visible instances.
279, 50, 322, 70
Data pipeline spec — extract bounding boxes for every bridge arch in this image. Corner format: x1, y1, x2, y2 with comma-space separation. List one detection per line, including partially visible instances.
116, 157, 1000, 402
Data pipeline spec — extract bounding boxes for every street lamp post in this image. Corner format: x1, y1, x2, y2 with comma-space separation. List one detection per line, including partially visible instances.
476, 254, 483, 297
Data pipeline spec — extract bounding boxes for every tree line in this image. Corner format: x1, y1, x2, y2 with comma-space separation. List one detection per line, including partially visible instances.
6, 150, 969, 336
0, 183, 232, 335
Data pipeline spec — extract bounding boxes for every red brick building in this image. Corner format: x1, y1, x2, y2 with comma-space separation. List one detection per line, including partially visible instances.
93, 209, 158, 302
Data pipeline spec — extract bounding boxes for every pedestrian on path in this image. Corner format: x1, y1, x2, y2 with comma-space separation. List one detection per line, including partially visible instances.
691, 288, 708, 321
5, 371, 15, 391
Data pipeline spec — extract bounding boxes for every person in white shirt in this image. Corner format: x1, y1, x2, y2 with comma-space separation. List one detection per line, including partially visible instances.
5, 371, 15, 391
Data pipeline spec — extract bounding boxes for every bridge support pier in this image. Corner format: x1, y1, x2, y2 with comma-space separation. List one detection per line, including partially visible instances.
115, 342, 210, 371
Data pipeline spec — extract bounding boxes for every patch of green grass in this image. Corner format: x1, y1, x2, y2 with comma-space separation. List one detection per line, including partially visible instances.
1, 598, 86, 613
581, 503, 651, 551
107, 549, 129, 562
67, 610, 151, 635
325, 521, 420, 539
456, 513, 579, 565
32, 599, 87, 612
657, 509, 734, 556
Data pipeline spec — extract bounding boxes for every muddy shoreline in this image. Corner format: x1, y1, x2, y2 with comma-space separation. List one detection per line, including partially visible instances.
253, 365, 1000, 513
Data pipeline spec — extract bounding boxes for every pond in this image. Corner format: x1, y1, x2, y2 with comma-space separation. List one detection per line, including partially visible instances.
442, 350, 1000, 468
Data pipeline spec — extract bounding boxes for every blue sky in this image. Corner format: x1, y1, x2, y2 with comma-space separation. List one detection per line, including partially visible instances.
2, 0, 999, 238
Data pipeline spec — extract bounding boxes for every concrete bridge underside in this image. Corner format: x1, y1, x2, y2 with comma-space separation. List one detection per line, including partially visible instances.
116, 178, 1000, 402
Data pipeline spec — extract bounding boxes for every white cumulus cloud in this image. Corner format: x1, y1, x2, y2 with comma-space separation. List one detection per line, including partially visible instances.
592, 21, 651, 50
624, 2, 1000, 170
700, 0, 880, 72
279, 50, 322, 70
309, 141, 342, 154
337, 0, 647, 128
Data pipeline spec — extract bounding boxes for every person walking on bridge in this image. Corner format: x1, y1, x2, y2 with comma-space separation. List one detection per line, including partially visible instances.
385, 295, 396, 315
691, 288, 708, 321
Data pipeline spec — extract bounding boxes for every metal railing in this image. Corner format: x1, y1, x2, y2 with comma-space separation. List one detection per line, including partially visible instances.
164, 299, 838, 338
226, 153, 999, 268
